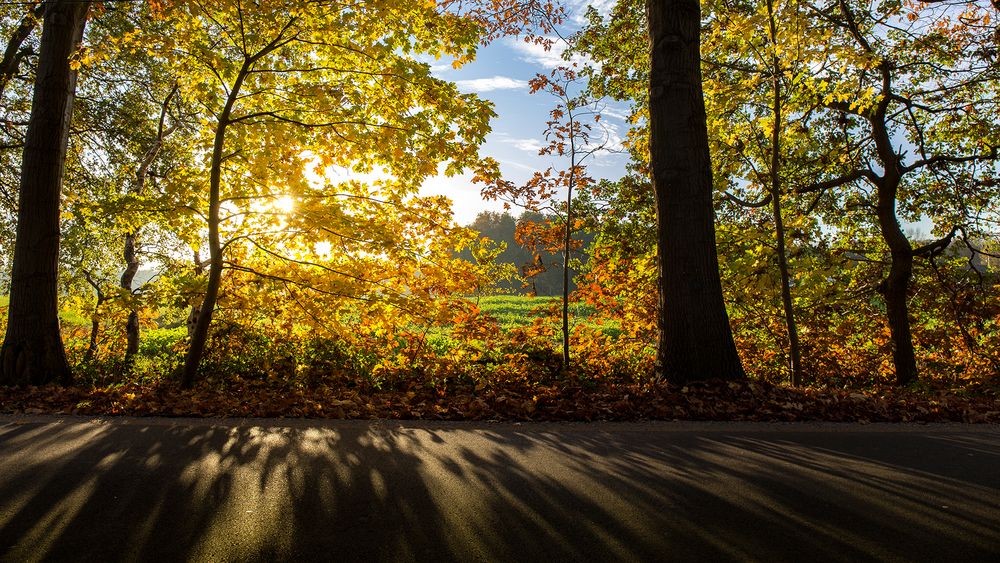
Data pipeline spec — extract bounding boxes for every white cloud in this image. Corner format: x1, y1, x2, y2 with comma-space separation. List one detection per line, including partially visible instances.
454, 76, 529, 93
505, 36, 600, 69
504, 137, 546, 153
566, 0, 617, 24
506, 36, 593, 70
429, 63, 453, 75
599, 105, 632, 122
496, 158, 538, 173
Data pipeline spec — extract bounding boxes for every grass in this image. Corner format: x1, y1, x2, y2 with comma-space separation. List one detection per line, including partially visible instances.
472, 294, 561, 329
10, 293, 618, 385
470, 294, 618, 336
474, 294, 600, 322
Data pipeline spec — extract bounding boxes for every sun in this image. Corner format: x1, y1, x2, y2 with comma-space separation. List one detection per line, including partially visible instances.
274, 196, 295, 214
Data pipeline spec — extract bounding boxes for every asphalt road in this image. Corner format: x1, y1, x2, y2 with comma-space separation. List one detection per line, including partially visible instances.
1, 416, 998, 562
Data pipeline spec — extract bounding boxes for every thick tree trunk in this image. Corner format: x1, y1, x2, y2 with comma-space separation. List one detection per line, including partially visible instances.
0, 1, 89, 386
647, 0, 745, 383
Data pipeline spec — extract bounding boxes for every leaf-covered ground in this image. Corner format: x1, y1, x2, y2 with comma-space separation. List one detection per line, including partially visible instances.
2, 380, 999, 423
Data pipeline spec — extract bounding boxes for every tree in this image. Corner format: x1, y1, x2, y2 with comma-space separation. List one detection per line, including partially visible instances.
66, 3, 192, 363
132, 1, 493, 386
577, 0, 1000, 385
121, 85, 179, 360
0, 1, 90, 386
702, 0, 815, 385
483, 66, 610, 368
794, 0, 1000, 384
646, 0, 745, 382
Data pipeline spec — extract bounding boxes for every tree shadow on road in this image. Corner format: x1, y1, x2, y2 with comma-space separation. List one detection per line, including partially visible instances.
0, 419, 997, 562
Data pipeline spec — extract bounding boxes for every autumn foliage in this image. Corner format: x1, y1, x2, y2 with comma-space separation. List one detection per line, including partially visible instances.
1, 0, 1000, 419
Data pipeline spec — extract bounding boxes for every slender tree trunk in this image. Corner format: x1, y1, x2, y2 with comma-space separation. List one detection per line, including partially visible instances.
82, 271, 103, 363
0, 1, 89, 386
180, 64, 251, 388
769, 108, 801, 386
122, 86, 177, 360
647, 0, 745, 383
561, 126, 576, 370
561, 179, 573, 369
121, 232, 141, 358
179, 25, 295, 387
85, 317, 99, 362
766, 0, 802, 386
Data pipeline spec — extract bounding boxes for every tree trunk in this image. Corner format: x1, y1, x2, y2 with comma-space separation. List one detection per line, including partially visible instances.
0, 1, 89, 386
85, 318, 99, 362
769, 132, 801, 386
876, 177, 918, 386
82, 272, 104, 363
121, 231, 141, 358
179, 25, 297, 387
647, 0, 745, 383
766, 0, 802, 386
561, 128, 576, 370
882, 247, 917, 385
868, 59, 919, 386
122, 85, 177, 361
180, 63, 251, 388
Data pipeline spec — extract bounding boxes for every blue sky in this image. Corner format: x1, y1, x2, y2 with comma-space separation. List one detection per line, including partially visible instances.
421, 2, 631, 225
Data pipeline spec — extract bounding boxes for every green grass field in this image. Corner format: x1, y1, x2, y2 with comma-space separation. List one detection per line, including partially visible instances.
469, 294, 603, 329
470, 294, 619, 338
2, 293, 613, 362
473, 294, 558, 329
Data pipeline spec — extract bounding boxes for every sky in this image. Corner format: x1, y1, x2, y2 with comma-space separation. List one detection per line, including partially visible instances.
419, 1, 631, 225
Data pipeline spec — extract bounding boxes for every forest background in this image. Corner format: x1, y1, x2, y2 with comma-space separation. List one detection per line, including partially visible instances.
1, 0, 999, 421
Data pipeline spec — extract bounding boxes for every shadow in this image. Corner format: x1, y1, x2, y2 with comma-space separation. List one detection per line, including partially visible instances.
0, 419, 998, 562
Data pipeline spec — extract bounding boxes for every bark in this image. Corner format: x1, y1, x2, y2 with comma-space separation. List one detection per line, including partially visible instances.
82, 270, 105, 362
180, 63, 252, 387
561, 114, 576, 370
121, 85, 177, 360
647, 0, 745, 383
766, 0, 802, 386
875, 179, 918, 386
180, 21, 297, 387
878, 201, 918, 386
769, 91, 802, 386
85, 318, 99, 362
869, 61, 918, 386
0, 1, 90, 386
122, 232, 141, 358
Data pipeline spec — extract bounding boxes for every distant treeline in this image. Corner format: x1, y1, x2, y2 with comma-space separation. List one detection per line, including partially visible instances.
463, 211, 594, 296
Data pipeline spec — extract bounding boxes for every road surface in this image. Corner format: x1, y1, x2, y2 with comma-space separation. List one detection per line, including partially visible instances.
1, 416, 998, 562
